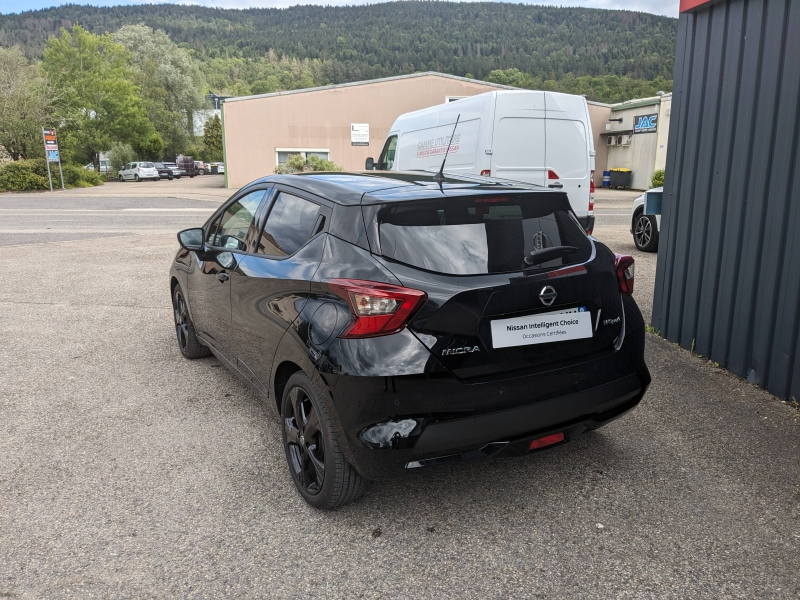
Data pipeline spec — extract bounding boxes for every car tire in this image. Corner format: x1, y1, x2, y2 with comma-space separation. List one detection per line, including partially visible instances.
172, 284, 211, 359
119, 175, 124, 182
633, 209, 659, 252
281, 371, 365, 509
168, 175, 173, 180
134, 174, 140, 182
198, 169, 205, 175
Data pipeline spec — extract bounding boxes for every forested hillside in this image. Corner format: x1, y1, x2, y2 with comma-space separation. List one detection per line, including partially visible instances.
1, 2, 676, 101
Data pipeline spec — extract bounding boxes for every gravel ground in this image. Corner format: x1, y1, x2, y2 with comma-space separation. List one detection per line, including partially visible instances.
1, 188, 798, 599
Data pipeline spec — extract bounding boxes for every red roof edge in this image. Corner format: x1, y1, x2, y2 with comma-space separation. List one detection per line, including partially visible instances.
680, 0, 715, 12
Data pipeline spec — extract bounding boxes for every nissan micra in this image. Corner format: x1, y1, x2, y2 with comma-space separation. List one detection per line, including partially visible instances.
170, 172, 650, 508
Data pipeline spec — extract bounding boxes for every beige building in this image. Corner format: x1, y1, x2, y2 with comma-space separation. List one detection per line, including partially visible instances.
602, 94, 672, 190
222, 72, 612, 189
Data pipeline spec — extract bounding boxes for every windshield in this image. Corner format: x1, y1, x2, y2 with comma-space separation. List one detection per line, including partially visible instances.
378, 195, 591, 275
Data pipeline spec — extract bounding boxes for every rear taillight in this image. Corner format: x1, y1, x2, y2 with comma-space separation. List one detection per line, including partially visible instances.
480, 169, 491, 176
589, 170, 595, 214
614, 254, 635, 296
547, 169, 560, 180
324, 279, 427, 339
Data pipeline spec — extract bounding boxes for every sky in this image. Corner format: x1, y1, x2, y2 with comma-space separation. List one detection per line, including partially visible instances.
0, 0, 679, 18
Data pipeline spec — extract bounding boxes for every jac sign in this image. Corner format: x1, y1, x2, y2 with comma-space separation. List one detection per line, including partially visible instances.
634, 114, 658, 134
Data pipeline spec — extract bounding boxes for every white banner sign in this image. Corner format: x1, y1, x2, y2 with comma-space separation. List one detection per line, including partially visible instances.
490, 308, 593, 349
351, 123, 369, 146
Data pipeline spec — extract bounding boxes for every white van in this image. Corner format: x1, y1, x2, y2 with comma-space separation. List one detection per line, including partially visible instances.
368, 90, 596, 233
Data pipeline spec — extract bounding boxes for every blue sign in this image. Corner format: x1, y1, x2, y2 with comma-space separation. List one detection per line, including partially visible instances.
47, 149, 60, 162
634, 113, 658, 134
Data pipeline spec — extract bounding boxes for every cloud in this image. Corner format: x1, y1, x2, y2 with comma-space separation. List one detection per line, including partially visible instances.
2, 0, 678, 18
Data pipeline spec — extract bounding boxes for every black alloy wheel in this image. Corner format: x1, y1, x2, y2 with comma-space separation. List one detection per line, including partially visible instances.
284, 386, 326, 494
281, 372, 365, 508
633, 210, 659, 252
172, 284, 210, 359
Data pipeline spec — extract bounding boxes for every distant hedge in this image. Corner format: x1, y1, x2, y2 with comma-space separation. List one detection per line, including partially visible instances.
0, 159, 104, 191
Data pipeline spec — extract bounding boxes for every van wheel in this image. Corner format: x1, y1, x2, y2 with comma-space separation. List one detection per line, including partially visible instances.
281, 371, 365, 509
633, 209, 659, 252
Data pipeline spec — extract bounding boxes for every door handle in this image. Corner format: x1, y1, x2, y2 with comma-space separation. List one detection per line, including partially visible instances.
217, 272, 229, 283
548, 183, 564, 189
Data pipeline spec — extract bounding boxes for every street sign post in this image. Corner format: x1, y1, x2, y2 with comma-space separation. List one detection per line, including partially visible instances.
42, 127, 65, 191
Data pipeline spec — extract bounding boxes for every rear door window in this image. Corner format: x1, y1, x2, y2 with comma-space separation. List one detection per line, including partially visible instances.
257, 192, 321, 257
378, 195, 591, 275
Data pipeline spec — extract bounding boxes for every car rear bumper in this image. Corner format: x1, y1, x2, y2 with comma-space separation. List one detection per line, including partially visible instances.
326, 364, 648, 480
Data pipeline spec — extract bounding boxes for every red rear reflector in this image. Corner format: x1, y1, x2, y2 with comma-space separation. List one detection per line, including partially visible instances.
530, 432, 565, 450
324, 279, 427, 339
480, 169, 491, 176
614, 254, 635, 296
547, 169, 560, 180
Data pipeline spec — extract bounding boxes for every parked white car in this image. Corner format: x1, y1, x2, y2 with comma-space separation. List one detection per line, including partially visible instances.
118, 162, 159, 182
630, 186, 662, 252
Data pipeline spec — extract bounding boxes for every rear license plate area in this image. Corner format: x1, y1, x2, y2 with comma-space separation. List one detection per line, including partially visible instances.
490, 306, 593, 349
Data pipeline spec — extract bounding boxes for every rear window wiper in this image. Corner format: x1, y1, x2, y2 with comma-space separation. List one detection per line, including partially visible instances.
522, 246, 578, 270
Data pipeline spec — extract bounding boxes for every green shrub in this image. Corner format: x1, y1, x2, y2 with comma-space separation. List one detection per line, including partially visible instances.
80, 169, 103, 186
24, 158, 48, 178
274, 153, 343, 174
0, 161, 50, 191
651, 169, 665, 188
61, 164, 85, 185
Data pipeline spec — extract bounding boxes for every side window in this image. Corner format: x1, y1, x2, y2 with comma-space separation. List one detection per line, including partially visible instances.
257, 192, 321, 257
379, 136, 398, 170
207, 190, 266, 251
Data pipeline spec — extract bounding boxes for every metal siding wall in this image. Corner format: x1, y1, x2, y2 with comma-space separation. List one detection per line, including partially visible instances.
653, 0, 800, 400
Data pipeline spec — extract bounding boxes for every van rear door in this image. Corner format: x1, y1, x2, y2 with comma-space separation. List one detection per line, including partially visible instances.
545, 93, 591, 218
490, 91, 546, 186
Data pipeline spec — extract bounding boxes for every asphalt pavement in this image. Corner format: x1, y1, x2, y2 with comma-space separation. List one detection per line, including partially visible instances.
1, 180, 798, 598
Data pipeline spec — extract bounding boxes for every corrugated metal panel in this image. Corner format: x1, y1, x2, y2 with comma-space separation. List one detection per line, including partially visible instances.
652, 0, 800, 400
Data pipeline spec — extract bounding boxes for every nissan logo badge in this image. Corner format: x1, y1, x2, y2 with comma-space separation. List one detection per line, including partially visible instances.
539, 285, 557, 306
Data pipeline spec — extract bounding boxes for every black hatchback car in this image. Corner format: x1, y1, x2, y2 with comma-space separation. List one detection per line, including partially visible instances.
170, 172, 650, 508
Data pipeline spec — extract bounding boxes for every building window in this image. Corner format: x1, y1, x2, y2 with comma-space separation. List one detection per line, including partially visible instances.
446, 96, 467, 103
276, 149, 330, 165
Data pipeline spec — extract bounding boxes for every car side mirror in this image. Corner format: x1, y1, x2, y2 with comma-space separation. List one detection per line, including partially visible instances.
365, 157, 374, 170
177, 227, 204, 252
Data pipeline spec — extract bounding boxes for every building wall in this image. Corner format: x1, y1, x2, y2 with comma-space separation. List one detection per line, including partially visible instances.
605, 100, 662, 190
654, 96, 671, 171
222, 74, 510, 188
652, 0, 800, 400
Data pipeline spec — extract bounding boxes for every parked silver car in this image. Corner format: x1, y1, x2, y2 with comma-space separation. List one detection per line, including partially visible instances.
118, 162, 159, 182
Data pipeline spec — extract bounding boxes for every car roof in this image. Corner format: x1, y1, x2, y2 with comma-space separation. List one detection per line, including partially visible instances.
249, 171, 553, 206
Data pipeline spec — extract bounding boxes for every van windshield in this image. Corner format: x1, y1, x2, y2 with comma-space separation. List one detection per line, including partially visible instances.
378, 194, 591, 275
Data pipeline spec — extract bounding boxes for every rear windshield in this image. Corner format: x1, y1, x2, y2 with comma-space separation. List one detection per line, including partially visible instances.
378, 195, 592, 275
141, 162, 154, 168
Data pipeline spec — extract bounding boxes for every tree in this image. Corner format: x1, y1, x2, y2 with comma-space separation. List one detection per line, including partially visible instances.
132, 132, 164, 161
42, 25, 154, 169
202, 114, 223, 161
0, 46, 59, 160
107, 142, 136, 171
113, 25, 206, 156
